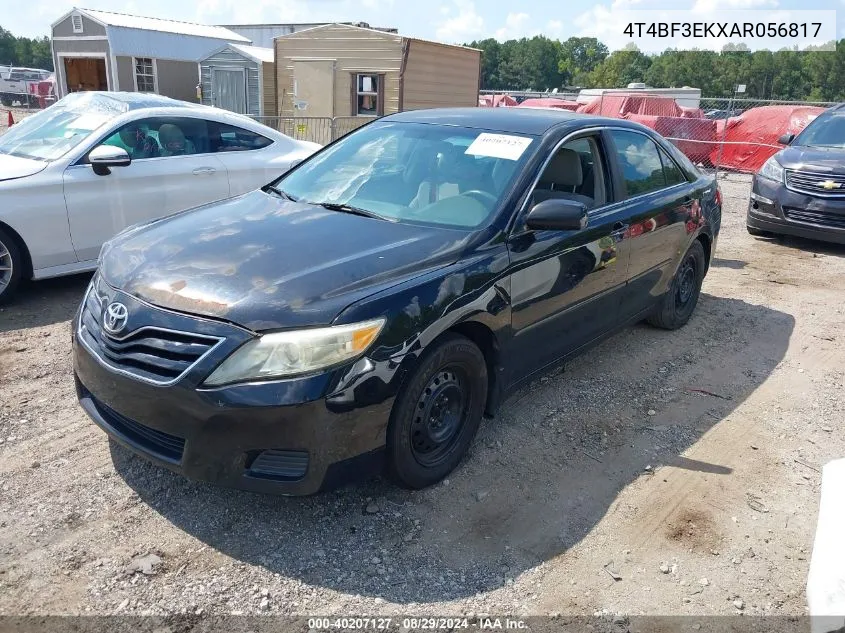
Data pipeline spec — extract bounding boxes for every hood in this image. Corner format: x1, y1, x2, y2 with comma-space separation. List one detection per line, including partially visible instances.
777, 145, 845, 175
0, 153, 48, 181
100, 191, 469, 331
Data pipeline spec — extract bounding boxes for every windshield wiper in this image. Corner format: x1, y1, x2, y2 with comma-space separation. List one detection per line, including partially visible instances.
311, 201, 392, 221
264, 185, 297, 201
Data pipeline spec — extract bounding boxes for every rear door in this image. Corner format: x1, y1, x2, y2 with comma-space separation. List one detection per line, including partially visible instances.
604, 129, 702, 320
208, 120, 299, 196
505, 131, 631, 383
63, 116, 229, 262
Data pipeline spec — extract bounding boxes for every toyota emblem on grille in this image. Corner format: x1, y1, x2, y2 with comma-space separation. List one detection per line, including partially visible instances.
103, 302, 129, 334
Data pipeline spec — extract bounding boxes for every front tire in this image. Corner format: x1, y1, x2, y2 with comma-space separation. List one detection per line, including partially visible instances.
647, 240, 706, 330
0, 227, 23, 305
386, 333, 487, 489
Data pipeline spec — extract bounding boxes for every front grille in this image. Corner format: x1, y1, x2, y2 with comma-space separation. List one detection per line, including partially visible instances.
785, 170, 845, 197
79, 288, 222, 385
248, 450, 309, 481
84, 389, 185, 463
783, 207, 845, 229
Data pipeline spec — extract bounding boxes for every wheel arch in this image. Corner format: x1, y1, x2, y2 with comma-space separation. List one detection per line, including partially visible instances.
0, 220, 33, 280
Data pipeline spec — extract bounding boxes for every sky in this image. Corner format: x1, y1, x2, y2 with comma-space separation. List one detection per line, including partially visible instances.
1, 0, 842, 50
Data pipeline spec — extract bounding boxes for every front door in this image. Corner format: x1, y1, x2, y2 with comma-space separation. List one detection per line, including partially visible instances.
63, 116, 230, 262
211, 68, 247, 114
506, 133, 630, 384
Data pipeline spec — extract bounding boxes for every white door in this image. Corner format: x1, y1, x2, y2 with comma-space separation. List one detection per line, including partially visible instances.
63, 116, 230, 262
211, 68, 247, 114
209, 120, 298, 196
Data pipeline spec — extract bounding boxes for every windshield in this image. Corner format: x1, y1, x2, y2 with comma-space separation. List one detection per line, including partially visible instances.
0, 92, 127, 161
792, 112, 845, 148
274, 121, 536, 229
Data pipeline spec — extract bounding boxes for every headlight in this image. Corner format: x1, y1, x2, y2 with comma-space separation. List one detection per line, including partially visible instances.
203, 318, 385, 386
758, 156, 784, 183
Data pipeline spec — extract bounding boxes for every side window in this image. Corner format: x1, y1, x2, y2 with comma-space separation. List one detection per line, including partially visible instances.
609, 130, 666, 197
98, 117, 210, 160
208, 121, 274, 152
659, 146, 686, 187
533, 135, 607, 209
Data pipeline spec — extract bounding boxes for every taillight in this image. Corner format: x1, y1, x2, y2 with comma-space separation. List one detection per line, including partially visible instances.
715, 187, 722, 208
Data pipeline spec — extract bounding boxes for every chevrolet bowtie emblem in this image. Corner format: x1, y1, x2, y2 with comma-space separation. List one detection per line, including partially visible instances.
821, 180, 841, 190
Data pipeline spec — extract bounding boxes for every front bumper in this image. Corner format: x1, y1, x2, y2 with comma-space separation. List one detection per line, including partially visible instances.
73, 281, 395, 496
747, 175, 845, 245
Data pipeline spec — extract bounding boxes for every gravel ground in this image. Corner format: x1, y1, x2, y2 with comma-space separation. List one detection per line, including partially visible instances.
0, 173, 844, 618
0, 106, 37, 134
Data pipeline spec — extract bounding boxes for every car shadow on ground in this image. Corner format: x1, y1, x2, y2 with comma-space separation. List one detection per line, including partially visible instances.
711, 257, 748, 269
0, 273, 92, 333
753, 234, 845, 258
112, 293, 794, 604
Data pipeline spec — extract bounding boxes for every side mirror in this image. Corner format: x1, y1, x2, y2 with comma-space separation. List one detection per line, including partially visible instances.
778, 133, 795, 145
89, 145, 131, 176
525, 198, 588, 232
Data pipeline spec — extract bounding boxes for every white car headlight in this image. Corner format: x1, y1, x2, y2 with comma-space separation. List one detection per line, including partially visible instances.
203, 318, 385, 387
758, 156, 785, 183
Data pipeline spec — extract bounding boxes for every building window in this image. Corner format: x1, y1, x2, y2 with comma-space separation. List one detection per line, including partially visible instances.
71, 13, 84, 34
355, 73, 381, 116
134, 58, 156, 93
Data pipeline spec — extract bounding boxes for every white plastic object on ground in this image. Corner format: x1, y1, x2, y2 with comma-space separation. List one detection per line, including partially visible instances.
808, 458, 845, 633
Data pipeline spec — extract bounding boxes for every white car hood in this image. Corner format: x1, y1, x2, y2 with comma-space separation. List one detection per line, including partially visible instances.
0, 153, 48, 181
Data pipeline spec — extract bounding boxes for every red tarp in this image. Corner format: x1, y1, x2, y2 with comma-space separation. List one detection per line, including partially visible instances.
710, 105, 826, 172
576, 94, 685, 117
517, 97, 580, 111
479, 94, 517, 107
623, 114, 717, 164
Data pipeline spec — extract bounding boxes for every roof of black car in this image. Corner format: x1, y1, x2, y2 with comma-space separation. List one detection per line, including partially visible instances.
385, 107, 615, 135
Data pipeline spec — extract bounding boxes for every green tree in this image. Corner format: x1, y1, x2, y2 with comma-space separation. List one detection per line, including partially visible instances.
0, 25, 54, 70
558, 37, 608, 86
588, 47, 651, 87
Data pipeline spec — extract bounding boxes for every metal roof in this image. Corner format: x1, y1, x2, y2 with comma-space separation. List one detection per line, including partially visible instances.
229, 44, 275, 64
274, 22, 480, 53
76, 8, 249, 41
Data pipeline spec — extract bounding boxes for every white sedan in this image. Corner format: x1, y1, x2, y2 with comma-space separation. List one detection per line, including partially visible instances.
0, 91, 321, 302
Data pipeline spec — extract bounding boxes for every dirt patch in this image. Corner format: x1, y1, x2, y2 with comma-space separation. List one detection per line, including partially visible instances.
666, 508, 720, 553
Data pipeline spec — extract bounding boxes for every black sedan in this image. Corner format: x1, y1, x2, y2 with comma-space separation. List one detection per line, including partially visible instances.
748, 103, 845, 245
73, 108, 722, 495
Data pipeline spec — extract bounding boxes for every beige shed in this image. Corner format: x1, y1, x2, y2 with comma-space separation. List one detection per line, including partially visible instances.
274, 23, 481, 124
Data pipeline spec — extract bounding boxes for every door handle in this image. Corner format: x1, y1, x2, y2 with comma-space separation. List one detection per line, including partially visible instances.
192, 167, 216, 175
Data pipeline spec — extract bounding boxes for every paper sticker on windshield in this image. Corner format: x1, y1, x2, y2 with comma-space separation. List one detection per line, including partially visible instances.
465, 133, 533, 161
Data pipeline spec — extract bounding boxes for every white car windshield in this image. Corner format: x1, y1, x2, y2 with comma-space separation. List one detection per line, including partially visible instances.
276, 121, 536, 229
0, 93, 127, 161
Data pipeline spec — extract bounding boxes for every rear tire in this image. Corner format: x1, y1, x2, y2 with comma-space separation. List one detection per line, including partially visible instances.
0, 227, 23, 305
386, 333, 487, 490
647, 240, 705, 330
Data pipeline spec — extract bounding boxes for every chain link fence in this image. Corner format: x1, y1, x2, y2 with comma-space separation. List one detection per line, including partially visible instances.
479, 91, 836, 179
250, 115, 376, 145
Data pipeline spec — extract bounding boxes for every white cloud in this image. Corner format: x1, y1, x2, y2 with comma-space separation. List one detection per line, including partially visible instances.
495, 12, 531, 40
546, 19, 563, 38
434, 0, 484, 42
692, 0, 777, 12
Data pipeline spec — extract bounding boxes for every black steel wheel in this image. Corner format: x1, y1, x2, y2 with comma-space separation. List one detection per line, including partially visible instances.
647, 240, 706, 330
386, 333, 487, 489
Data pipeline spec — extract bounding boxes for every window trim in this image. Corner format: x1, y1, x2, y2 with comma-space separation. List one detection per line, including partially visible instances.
657, 144, 689, 187
133, 57, 158, 94
352, 72, 384, 117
